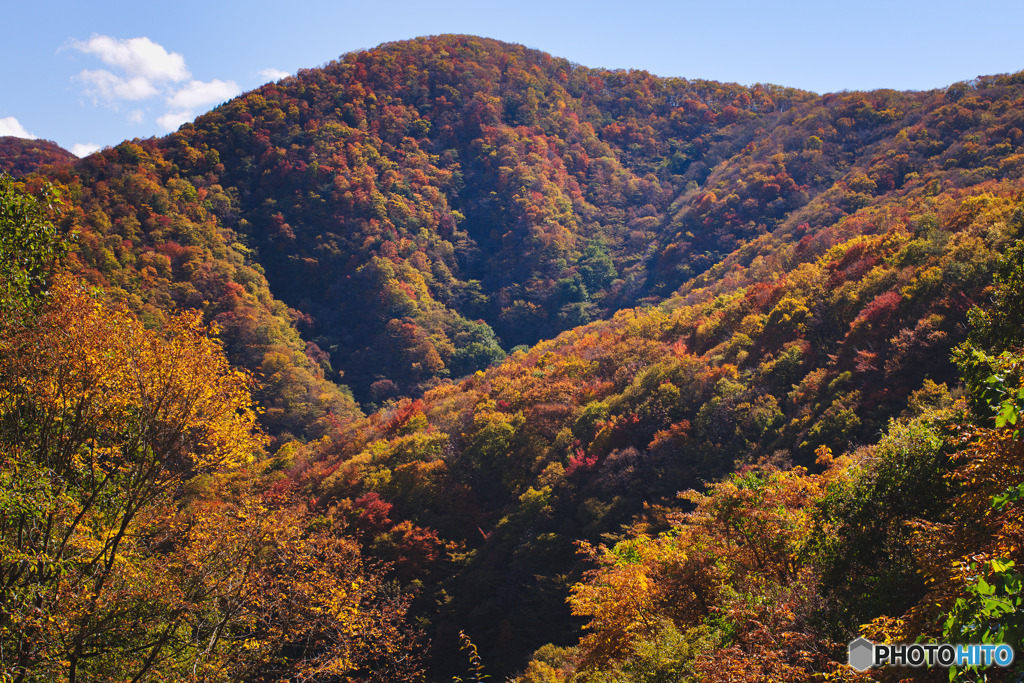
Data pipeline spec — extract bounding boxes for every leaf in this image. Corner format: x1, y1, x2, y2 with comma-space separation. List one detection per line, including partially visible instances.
991, 558, 1015, 574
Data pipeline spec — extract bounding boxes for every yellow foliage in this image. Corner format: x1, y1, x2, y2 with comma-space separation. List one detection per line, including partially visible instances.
0, 276, 268, 680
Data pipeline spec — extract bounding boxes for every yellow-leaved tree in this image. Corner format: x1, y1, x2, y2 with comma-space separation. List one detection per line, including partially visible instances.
0, 276, 264, 680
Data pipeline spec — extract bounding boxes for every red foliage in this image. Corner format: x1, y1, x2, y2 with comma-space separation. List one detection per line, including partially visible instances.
353, 492, 394, 533
566, 447, 599, 478
852, 290, 902, 329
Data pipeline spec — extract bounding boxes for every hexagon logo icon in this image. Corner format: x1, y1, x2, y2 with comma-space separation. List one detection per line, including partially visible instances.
848, 637, 875, 672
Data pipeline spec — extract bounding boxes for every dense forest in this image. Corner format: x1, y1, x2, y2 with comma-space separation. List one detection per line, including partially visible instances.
0, 138, 76, 176
3, 34, 1024, 681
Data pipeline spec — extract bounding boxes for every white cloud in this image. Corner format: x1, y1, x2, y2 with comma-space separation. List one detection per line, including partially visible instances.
68, 34, 240, 134
258, 68, 290, 81
71, 35, 189, 82
0, 116, 35, 139
157, 110, 193, 132
167, 79, 240, 110
78, 69, 158, 103
71, 143, 101, 158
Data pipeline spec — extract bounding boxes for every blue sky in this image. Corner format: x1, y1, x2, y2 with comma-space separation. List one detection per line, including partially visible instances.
3, 0, 1024, 156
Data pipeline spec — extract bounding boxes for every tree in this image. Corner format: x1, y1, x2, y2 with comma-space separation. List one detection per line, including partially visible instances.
174, 495, 424, 683
0, 173, 67, 317
0, 277, 263, 681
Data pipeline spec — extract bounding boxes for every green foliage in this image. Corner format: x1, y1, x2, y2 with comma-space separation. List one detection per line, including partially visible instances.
811, 415, 954, 633
0, 173, 67, 315
944, 559, 1024, 659
568, 621, 719, 683
955, 232, 1024, 422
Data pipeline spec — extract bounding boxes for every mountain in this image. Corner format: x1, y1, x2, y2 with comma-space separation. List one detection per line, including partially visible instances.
45, 36, 1024, 408
5, 34, 1024, 680
0, 137, 76, 175
28, 36, 1024, 412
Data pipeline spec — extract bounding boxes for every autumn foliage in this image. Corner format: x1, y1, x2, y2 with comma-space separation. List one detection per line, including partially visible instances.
0, 271, 420, 680
7, 34, 1024, 680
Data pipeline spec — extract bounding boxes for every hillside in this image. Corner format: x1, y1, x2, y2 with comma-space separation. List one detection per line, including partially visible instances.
0, 136, 76, 175
33, 36, 1024, 409
291, 182, 1022, 675
4, 34, 1024, 680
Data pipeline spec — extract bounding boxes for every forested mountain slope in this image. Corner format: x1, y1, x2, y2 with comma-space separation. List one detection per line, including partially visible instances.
0, 136, 76, 175
6, 34, 1024, 680
28, 36, 1024, 408
290, 183, 1023, 675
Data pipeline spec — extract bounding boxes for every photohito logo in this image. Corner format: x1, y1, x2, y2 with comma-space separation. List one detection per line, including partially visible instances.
848, 637, 1015, 671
